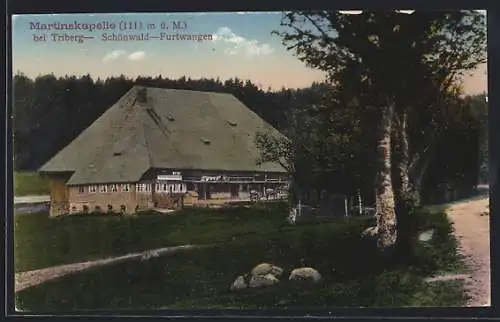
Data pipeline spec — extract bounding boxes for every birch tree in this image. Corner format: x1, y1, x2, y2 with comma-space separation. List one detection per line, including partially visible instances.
272, 10, 486, 254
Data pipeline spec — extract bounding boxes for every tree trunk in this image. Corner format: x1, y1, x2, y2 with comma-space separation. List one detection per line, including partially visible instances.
394, 112, 411, 202
392, 110, 414, 257
392, 111, 412, 220
375, 103, 398, 254
410, 155, 431, 206
406, 127, 439, 207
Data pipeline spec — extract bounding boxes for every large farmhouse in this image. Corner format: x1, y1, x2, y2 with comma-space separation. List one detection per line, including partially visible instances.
39, 86, 289, 216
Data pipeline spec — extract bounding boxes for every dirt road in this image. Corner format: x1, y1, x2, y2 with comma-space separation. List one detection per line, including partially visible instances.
14, 195, 50, 204
15, 244, 207, 293
445, 196, 490, 307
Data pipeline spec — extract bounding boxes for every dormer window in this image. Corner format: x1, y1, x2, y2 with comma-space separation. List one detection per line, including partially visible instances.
121, 184, 130, 192
99, 185, 107, 193
201, 137, 211, 145
109, 184, 118, 192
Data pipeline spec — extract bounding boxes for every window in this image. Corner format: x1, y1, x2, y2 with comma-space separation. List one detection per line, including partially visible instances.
99, 185, 107, 193
122, 184, 130, 192
156, 184, 161, 191
120, 205, 126, 213
78, 186, 85, 193
110, 184, 118, 192
136, 184, 151, 193
89, 186, 97, 193
95, 205, 101, 212
71, 206, 77, 212
169, 185, 173, 193
163, 184, 167, 192
82, 205, 89, 213
173, 171, 181, 175
107, 204, 113, 211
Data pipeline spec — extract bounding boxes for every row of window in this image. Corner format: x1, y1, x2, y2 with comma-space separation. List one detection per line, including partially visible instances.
155, 183, 187, 193
76, 183, 187, 194
136, 184, 152, 192
76, 182, 283, 194
80, 184, 131, 194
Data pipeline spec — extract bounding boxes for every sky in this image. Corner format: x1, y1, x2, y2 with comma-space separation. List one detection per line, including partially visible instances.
12, 12, 487, 94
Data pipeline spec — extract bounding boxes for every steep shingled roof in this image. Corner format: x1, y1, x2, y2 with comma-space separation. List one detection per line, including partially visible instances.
39, 86, 287, 185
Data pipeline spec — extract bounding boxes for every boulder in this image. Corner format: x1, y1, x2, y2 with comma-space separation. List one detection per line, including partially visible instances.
418, 229, 435, 242
249, 273, 279, 288
251, 263, 283, 278
289, 267, 322, 283
230, 275, 248, 291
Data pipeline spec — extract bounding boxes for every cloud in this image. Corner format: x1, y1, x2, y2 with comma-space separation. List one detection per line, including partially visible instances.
102, 50, 126, 62
128, 51, 146, 61
213, 26, 274, 58
102, 50, 146, 62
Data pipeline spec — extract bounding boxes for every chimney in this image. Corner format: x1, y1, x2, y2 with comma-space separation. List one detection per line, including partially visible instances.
137, 87, 147, 103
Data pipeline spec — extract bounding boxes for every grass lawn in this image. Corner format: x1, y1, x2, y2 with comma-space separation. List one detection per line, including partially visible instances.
15, 203, 467, 310
14, 171, 49, 196
14, 202, 290, 272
